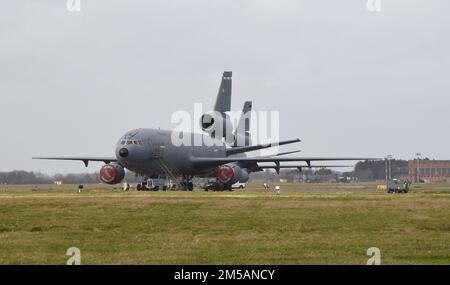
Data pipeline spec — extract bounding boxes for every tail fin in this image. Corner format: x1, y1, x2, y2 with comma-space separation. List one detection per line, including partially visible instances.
237, 101, 252, 134
213, 71, 232, 113
233, 101, 252, 147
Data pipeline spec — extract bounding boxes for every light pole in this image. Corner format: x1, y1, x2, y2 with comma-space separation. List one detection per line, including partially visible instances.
415, 153, 421, 183
385, 157, 388, 183
387, 155, 393, 179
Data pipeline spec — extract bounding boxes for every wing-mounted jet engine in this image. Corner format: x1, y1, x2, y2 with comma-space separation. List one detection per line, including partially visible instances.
216, 163, 250, 185
99, 163, 125, 185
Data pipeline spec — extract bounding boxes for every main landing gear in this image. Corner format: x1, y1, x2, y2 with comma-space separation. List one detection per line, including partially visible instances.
203, 180, 233, 192
180, 174, 194, 191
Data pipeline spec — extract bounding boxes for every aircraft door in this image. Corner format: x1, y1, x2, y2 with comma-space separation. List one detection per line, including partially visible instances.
150, 132, 171, 159
152, 142, 166, 158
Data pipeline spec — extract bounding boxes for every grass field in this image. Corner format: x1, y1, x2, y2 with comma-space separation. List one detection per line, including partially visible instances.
0, 182, 449, 264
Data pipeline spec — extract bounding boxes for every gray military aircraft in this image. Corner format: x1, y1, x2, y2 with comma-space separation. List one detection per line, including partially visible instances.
34, 72, 371, 190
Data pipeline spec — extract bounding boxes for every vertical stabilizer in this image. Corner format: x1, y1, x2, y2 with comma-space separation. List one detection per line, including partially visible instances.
213, 71, 232, 113
234, 101, 252, 147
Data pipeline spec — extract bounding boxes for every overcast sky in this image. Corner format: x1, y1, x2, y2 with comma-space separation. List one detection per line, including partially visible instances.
1, 0, 449, 174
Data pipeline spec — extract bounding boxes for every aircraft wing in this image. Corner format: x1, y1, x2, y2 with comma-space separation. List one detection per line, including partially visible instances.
190, 156, 375, 168
226, 138, 301, 156
271, 150, 301, 157
258, 165, 351, 169
257, 164, 351, 173
32, 157, 118, 167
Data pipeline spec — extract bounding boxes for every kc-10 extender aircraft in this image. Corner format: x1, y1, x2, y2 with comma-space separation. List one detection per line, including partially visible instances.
34, 72, 372, 190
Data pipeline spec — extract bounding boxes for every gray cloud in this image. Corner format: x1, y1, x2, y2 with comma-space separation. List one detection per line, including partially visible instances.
0, 0, 449, 174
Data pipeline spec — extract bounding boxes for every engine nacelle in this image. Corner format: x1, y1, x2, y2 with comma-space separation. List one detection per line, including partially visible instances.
99, 163, 125, 185
200, 112, 234, 142
216, 163, 250, 185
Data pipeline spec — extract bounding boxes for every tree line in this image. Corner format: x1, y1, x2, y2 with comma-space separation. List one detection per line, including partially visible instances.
0, 170, 140, 185
352, 159, 409, 181
0, 159, 412, 184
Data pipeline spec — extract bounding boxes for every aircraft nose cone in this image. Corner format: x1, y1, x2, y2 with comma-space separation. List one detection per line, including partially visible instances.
119, 148, 129, 158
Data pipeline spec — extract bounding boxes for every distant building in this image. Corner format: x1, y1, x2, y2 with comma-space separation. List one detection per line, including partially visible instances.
53, 181, 64, 185
408, 160, 450, 183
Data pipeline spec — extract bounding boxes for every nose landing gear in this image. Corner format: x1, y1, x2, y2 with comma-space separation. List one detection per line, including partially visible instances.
136, 176, 168, 191
136, 175, 193, 191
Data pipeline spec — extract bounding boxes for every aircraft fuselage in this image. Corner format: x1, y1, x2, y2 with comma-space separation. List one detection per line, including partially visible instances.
115, 128, 227, 176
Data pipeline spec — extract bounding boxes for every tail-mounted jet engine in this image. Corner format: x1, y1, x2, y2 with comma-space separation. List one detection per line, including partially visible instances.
200, 112, 234, 143
99, 163, 125, 185
216, 163, 249, 184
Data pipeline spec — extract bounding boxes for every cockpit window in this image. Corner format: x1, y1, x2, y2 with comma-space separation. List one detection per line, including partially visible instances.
121, 139, 144, 146
120, 130, 145, 147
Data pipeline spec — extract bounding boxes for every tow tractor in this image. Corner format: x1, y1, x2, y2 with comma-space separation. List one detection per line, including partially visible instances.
387, 179, 410, 193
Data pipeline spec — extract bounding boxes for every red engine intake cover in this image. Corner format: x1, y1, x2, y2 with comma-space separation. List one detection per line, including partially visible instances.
99, 164, 118, 184
216, 164, 235, 183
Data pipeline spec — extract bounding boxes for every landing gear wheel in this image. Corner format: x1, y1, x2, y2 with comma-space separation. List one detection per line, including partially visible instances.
181, 175, 194, 191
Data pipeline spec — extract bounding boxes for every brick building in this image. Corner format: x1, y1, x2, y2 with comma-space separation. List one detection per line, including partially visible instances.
408, 160, 450, 183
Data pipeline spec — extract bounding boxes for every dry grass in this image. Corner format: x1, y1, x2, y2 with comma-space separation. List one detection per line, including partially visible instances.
0, 183, 449, 264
